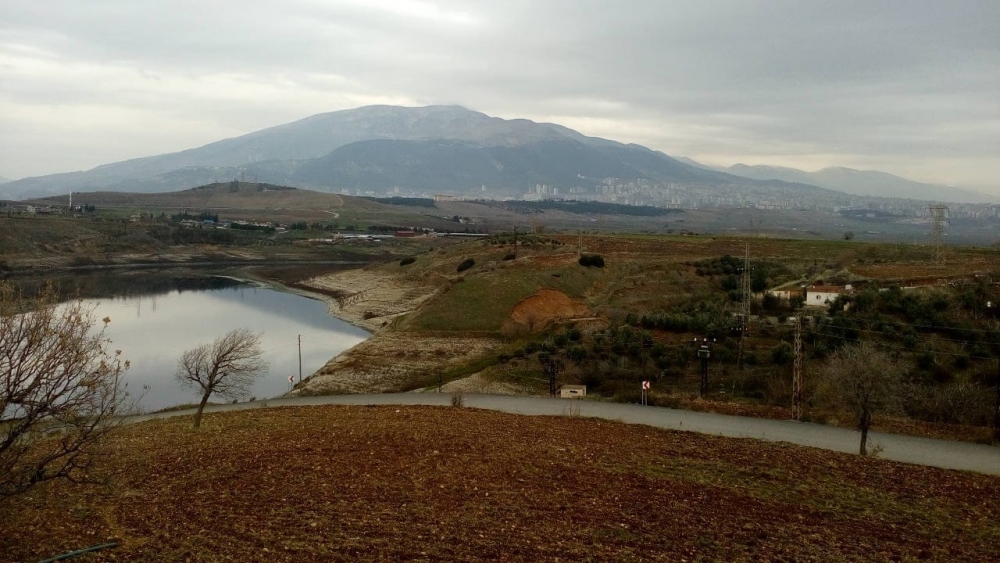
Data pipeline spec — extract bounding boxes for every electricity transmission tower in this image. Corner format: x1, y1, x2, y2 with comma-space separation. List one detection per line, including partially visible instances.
928, 205, 948, 258
736, 244, 753, 369
792, 316, 803, 421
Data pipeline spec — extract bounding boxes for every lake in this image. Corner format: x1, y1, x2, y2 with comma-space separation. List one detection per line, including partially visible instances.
71, 279, 369, 412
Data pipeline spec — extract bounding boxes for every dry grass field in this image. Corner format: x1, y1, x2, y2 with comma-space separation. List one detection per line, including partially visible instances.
2, 405, 998, 562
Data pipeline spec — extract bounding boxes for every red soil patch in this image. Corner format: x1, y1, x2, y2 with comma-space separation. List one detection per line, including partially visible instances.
507, 288, 590, 332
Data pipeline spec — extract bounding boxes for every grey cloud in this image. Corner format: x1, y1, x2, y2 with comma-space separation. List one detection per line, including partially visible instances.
0, 0, 997, 190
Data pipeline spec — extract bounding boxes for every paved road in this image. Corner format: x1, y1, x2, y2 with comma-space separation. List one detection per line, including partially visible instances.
131, 393, 1000, 476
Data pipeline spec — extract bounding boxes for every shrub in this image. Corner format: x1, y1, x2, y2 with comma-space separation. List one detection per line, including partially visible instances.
578, 254, 605, 268
502, 253, 516, 261
457, 258, 475, 272
567, 345, 587, 362
399, 256, 416, 266
953, 353, 970, 370
771, 342, 793, 365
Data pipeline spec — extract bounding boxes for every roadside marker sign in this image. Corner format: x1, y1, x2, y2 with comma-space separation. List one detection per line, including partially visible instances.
641, 381, 650, 406
288, 375, 295, 383
642, 381, 650, 390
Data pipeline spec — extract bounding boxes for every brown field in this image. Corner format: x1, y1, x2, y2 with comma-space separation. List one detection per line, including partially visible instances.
2, 405, 998, 562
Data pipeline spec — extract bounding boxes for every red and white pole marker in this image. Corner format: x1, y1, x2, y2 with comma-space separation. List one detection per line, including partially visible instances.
641, 380, 650, 405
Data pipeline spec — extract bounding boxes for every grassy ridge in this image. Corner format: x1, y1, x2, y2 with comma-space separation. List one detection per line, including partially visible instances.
402, 261, 601, 332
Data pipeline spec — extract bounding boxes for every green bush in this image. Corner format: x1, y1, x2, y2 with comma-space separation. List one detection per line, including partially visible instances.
578, 254, 605, 268
771, 342, 793, 365
567, 345, 587, 362
456, 258, 475, 272
399, 256, 416, 266
502, 253, 516, 261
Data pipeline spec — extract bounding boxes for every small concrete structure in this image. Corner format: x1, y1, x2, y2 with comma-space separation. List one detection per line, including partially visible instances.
805, 285, 847, 307
558, 385, 587, 399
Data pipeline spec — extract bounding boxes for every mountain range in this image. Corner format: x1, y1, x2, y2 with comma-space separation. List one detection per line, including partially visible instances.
1, 105, 990, 204
716, 163, 993, 204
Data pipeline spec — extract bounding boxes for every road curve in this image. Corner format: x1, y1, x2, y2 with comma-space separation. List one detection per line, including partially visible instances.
130, 393, 1000, 476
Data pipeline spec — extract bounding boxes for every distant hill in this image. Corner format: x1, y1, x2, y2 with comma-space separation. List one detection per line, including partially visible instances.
290, 138, 723, 192
1, 106, 614, 198
714, 162, 995, 204
0, 175, 10, 184
2, 105, 830, 200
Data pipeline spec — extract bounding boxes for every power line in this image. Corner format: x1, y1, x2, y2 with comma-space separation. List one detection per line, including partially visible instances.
792, 316, 803, 422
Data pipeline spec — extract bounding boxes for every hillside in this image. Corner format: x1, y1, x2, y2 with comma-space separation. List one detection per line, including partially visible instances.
0, 105, 617, 198
2, 405, 996, 562
290, 138, 729, 192
296, 232, 999, 445
2, 105, 826, 200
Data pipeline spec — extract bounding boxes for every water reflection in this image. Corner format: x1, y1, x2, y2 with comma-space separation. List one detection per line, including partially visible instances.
83, 285, 368, 412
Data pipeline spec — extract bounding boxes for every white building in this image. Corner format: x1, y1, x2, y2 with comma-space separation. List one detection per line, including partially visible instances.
805, 285, 847, 307
558, 385, 587, 399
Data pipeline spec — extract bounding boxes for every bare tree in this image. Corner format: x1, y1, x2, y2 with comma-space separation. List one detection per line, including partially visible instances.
820, 341, 904, 456
176, 328, 268, 428
1, 282, 130, 497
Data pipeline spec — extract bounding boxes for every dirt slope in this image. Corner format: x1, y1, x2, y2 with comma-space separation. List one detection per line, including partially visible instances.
506, 288, 591, 332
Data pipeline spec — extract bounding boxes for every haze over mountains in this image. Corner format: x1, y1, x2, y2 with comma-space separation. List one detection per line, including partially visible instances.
714, 163, 994, 204
2, 105, 989, 205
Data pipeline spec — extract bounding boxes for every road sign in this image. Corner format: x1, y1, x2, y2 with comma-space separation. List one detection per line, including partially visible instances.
288, 375, 295, 383
642, 381, 650, 390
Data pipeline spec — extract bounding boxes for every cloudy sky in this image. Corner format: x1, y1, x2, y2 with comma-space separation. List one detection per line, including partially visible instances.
2, 1, 998, 191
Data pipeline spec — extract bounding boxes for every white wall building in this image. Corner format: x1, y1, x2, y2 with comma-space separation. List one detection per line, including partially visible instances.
805, 285, 846, 307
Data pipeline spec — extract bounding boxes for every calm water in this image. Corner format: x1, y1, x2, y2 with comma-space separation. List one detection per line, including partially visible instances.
79, 283, 369, 412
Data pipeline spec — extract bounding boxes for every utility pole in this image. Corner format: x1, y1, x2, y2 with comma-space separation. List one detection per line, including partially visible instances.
512, 226, 518, 259
539, 353, 558, 397
551, 358, 558, 398
578, 217, 583, 258
928, 205, 948, 260
297, 334, 302, 383
695, 338, 712, 398
736, 244, 752, 370
792, 317, 803, 421
994, 356, 1000, 444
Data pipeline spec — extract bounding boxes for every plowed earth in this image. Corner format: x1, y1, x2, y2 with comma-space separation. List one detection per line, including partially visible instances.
3, 406, 998, 562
